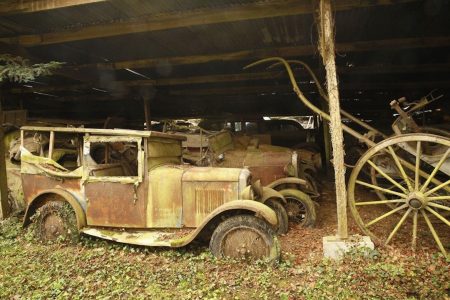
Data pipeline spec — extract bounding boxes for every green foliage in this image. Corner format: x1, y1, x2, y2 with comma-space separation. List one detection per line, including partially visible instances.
0, 217, 449, 299
0, 54, 63, 83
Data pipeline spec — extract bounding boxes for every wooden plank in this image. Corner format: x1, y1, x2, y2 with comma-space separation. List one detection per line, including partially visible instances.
70, 36, 450, 72
10, 78, 450, 96
0, 0, 419, 46
169, 80, 450, 96
339, 63, 450, 75
0, 0, 107, 15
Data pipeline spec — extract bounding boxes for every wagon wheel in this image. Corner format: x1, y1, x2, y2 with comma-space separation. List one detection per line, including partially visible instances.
348, 133, 450, 257
371, 127, 450, 204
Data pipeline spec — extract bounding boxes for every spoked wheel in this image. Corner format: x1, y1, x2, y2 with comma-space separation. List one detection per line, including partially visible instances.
33, 201, 79, 242
348, 133, 450, 257
210, 215, 280, 263
279, 189, 316, 227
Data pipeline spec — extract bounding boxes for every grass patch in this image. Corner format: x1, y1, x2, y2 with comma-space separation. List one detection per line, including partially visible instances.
0, 218, 449, 299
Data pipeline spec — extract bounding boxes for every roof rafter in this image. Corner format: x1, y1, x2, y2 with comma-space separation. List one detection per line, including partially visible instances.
69, 36, 450, 72
0, 0, 419, 46
10, 61, 450, 95
168, 80, 450, 96
0, 0, 107, 15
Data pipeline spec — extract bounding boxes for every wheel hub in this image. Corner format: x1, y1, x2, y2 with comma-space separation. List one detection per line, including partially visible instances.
406, 192, 427, 210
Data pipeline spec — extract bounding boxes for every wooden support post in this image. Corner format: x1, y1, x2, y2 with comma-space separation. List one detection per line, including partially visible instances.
48, 131, 55, 159
317, 0, 348, 239
320, 101, 332, 174
144, 97, 151, 131
0, 94, 10, 219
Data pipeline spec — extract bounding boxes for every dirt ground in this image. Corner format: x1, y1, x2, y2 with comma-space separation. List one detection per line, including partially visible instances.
279, 178, 449, 264
0, 178, 449, 299
280, 180, 367, 264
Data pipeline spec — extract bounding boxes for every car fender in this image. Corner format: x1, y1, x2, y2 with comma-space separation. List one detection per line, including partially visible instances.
23, 188, 86, 230
265, 177, 307, 190
260, 186, 286, 205
170, 200, 278, 247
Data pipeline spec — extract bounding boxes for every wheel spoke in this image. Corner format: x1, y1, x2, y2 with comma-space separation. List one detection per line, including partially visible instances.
355, 199, 404, 206
366, 204, 408, 227
398, 156, 450, 193
385, 208, 412, 245
421, 210, 447, 257
428, 202, 450, 212
387, 146, 413, 191
412, 210, 418, 251
420, 148, 450, 193
428, 196, 450, 201
424, 179, 450, 197
415, 141, 421, 191
367, 160, 408, 193
356, 180, 407, 198
425, 207, 450, 227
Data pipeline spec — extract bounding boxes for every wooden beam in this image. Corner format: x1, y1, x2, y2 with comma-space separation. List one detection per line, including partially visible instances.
0, 0, 419, 46
168, 80, 450, 96
155, 71, 282, 86
0, 94, 10, 219
339, 63, 450, 75
11, 77, 450, 96
317, 0, 348, 239
69, 36, 450, 72
0, 0, 107, 15
10, 83, 90, 93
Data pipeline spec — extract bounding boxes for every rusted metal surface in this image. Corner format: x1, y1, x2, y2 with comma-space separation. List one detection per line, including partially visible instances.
18, 126, 280, 261
21, 126, 187, 141
183, 180, 239, 227
21, 174, 81, 205
147, 166, 184, 228
85, 180, 147, 228
211, 134, 297, 186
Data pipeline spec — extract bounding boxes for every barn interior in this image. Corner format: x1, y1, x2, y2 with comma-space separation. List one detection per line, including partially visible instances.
0, 0, 448, 132
0, 0, 449, 221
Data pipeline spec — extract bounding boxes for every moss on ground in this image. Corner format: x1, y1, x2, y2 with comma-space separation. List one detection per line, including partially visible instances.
0, 218, 449, 299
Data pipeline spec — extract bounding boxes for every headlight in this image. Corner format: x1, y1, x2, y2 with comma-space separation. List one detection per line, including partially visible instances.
240, 185, 255, 200
284, 163, 296, 177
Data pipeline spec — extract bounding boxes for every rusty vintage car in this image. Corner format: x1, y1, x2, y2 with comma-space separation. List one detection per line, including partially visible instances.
19, 126, 282, 262
165, 127, 318, 228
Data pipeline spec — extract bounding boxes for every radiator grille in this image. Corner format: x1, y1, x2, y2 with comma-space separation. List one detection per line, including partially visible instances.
195, 188, 225, 214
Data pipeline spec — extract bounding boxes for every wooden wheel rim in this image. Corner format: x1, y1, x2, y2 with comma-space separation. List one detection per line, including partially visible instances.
348, 133, 450, 256
220, 226, 270, 259
42, 214, 66, 240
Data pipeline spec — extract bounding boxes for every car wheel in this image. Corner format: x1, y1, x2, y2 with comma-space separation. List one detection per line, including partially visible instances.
33, 202, 78, 242
280, 189, 317, 227
265, 199, 289, 234
210, 215, 280, 263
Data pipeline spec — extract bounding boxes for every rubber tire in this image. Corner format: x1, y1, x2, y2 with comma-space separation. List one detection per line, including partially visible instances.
33, 201, 78, 242
304, 172, 320, 197
265, 199, 289, 234
209, 215, 280, 264
280, 189, 317, 228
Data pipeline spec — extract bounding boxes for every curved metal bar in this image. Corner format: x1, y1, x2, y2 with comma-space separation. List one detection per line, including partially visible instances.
245, 59, 449, 193
269, 59, 388, 139
244, 57, 375, 147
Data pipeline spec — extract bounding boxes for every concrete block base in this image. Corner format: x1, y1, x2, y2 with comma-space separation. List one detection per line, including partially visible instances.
323, 235, 374, 260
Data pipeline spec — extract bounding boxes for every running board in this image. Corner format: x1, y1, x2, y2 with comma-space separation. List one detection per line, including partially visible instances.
80, 227, 195, 247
